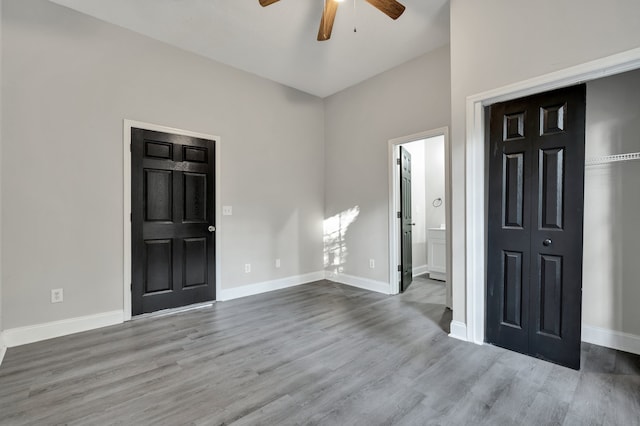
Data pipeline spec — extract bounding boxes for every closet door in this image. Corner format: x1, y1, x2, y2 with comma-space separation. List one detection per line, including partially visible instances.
486, 84, 586, 370
486, 94, 533, 356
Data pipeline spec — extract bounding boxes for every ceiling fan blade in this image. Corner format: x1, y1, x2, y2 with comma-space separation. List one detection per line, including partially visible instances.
259, 0, 280, 6
317, 0, 339, 41
365, 0, 405, 20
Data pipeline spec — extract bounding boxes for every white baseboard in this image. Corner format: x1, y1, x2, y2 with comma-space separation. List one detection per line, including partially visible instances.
412, 264, 429, 277
445, 322, 640, 354
582, 324, 640, 356
219, 271, 325, 301
449, 320, 468, 342
3, 310, 124, 348
428, 271, 446, 281
0, 332, 6, 367
325, 271, 391, 295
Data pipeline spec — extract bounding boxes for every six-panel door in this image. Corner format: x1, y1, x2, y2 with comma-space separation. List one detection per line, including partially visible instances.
400, 147, 413, 292
486, 85, 586, 369
132, 128, 216, 315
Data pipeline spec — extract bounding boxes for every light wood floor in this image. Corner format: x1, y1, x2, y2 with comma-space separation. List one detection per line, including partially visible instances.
1, 277, 639, 425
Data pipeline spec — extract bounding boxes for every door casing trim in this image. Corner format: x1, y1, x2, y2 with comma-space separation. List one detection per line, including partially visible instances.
123, 120, 222, 322
388, 127, 451, 308
465, 47, 640, 345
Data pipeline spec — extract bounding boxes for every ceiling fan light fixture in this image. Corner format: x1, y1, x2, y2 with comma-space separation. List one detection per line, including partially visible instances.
259, 0, 405, 40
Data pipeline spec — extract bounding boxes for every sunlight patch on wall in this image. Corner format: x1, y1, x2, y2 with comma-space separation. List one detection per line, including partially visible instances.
324, 206, 360, 274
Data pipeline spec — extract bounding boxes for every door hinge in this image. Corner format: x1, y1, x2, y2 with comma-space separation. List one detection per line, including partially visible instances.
397, 211, 401, 219
397, 158, 401, 165
398, 265, 402, 272
130, 283, 133, 291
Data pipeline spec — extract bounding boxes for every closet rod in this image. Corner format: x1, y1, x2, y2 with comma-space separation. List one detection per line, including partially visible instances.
585, 152, 640, 166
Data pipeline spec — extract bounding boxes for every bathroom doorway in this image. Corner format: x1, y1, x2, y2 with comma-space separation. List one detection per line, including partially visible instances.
388, 128, 452, 309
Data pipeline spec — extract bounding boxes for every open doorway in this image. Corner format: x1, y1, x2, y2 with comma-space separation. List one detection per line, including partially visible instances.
389, 128, 452, 319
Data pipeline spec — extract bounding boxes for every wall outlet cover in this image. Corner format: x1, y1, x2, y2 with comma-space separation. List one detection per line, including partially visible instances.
51, 288, 64, 303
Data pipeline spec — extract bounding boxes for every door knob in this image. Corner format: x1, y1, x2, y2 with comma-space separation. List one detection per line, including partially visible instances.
208, 225, 216, 232
543, 238, 552, 246
410, 223, 416, 226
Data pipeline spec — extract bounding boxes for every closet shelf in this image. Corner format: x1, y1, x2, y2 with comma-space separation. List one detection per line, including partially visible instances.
585, 152, 640, 166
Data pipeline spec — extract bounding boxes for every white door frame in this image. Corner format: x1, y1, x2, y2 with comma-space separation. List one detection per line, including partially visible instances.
122, 120, 222, 321
388, 127, 452, 308
464, 47, 640, 345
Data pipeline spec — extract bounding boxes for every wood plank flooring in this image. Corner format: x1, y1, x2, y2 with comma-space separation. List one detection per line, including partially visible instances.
0, 277, 639, 425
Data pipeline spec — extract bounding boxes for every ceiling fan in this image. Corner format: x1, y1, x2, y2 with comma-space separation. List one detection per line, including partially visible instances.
259, 0, 406, 41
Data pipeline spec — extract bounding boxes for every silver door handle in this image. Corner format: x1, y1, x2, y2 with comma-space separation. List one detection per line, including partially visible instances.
543, 238, 552, 246
208, 225, 216, 232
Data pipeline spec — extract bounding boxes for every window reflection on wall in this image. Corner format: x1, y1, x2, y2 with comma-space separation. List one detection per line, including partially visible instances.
323, 206, 360, 274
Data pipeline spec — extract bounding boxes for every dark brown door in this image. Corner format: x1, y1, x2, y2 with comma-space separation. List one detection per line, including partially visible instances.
486, 84, 586, 369
132, 128, 216, 315
400, 146, 413, 292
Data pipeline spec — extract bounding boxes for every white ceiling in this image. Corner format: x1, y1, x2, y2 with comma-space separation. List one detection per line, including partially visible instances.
49, 0, 450, 98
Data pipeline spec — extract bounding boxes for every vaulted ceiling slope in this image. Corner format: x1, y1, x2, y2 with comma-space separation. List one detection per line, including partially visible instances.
48, 0, 450, 98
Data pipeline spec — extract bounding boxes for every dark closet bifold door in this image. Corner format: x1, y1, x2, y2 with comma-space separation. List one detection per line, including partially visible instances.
486, 84, 586, 370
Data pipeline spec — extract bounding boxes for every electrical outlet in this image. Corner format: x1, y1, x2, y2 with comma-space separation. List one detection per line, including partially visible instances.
369, 259, 375, 269
51, 288, 64, 304
223, 206, 233, 216
275, 259, 281, 268
244, 263, 251, 273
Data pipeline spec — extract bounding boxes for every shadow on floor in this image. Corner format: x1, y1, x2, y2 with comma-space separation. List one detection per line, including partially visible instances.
400, 275, 451, 334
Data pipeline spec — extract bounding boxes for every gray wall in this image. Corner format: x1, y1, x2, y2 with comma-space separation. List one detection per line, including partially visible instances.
1, 0, 325, 329
450, 0, 640, 323
324, 46, 451, 283
583, 70, 640, 336
0, 0, 3, 339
